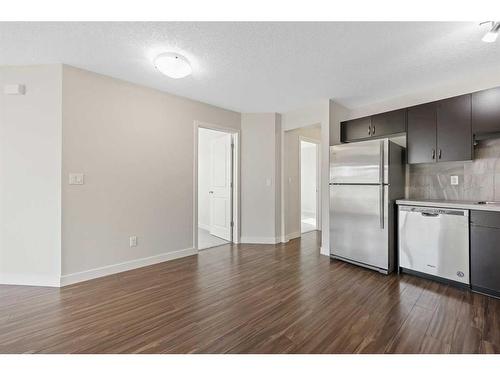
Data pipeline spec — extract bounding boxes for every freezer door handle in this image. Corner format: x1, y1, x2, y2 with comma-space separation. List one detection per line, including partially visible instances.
379, 141, 384, 184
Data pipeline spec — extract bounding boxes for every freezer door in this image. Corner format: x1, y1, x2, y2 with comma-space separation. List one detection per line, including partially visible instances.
330, 139, 388, 184
330, 184, 389, 270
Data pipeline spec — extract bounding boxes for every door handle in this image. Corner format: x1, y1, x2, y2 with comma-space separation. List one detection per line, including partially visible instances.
432, 149, 435, 160
438, 149, 442, 159
209, 191, 214, 194
421, 212, 439, 217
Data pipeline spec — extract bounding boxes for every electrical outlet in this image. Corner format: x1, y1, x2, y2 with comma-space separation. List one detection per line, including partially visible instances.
129, 236, 138, 247
450, 175, 459, 186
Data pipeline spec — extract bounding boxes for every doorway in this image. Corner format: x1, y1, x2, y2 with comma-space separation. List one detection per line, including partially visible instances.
195, 124, 239, 250
300, 138, 320, 234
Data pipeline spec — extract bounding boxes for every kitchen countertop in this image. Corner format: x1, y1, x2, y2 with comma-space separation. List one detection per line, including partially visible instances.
396, 199, 500, 212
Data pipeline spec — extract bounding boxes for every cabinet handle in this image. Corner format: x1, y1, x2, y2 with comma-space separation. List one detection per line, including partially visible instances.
372, 125, 375, 135
368, 126, 371, 136
438, 149, 442, 159
432, 149, 436, 159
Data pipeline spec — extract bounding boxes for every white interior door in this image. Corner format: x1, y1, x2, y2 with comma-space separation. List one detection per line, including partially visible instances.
209, 133, 232, 241
301, 140, 319, 233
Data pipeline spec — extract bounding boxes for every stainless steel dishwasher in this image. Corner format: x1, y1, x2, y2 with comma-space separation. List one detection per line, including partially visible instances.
398, 205, 470, 285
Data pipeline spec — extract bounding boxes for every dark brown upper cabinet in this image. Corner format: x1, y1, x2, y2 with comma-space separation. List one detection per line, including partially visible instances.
340, 116, 371, 142
340, 109, 405, 143
472, 87, 500, 138
371, 109, 406, 138
338, 86, 500, 163
407, 102, 437, 164
436, 94, 472, 162
407, 95, 472, 164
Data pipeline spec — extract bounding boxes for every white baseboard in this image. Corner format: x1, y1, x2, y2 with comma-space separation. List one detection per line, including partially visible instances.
241, 231, 304, 245
0, 273, 61, 287
198, 223, 211, 231
60, 247, 197, 286
240, 236, 280, 244
279, 231, 303, 243
286, 231, 302, 242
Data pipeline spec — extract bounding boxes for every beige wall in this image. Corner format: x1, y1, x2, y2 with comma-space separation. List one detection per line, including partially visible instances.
283, 125, 321, 238
281, 100, 331, 253
329, 101, 349, 146
240, 113, 281, 243
61, 65, 240, 282
0, 64, 62, 286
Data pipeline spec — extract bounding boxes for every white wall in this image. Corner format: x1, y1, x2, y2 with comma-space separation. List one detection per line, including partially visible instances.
240, 113, 281, 243
283, 126, 321, 239
300, 141, 317, 216
61, 65, 240, 283
197, 128, 227, 230
274, 116, 282, 243
0, 65, 62, 286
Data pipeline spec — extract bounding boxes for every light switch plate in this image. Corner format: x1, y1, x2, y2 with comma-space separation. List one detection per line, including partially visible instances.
69, 173, 84, 185
129, 236, 138, 247
4, 84, 25, 95
450, 175, 459, 185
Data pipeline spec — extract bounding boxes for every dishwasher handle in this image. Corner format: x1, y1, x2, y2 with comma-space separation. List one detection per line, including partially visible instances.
421, 212, 439, 217
399, 205, 469, 217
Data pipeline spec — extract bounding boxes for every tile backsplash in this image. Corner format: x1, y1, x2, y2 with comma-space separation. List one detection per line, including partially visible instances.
408, 138, 500, 201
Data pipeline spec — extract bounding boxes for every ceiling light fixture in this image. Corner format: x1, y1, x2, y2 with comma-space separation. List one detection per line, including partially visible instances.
481, 21, 500, 43
154, 52, 192, 79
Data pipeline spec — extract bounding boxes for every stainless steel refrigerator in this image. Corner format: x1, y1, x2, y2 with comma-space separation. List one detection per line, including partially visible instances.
329, 138, 405, 274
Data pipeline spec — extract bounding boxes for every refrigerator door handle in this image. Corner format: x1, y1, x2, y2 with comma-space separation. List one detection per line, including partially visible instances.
379, 141, 384, 229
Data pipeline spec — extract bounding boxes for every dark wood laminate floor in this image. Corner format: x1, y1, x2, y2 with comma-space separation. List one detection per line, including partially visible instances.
1, 231, 499, 354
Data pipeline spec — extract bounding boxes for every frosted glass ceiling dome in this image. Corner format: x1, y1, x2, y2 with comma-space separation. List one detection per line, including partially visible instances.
154, 52, 192, 79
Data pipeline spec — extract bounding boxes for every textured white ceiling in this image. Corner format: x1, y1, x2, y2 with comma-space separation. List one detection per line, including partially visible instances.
1, 22, 500, 113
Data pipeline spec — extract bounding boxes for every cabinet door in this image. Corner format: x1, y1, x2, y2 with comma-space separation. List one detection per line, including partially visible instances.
470, 212, 500, 297
340, 117, 372, 142
472, 87, 500, 135
407, 102, 437, 164
371, 109, 406, 137
436, 94, 472, 162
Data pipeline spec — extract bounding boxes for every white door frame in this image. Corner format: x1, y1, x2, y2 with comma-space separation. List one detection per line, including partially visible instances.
194, 121, 240, 250
298, 136, 321, 233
